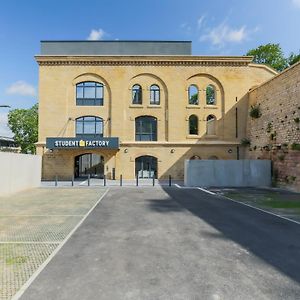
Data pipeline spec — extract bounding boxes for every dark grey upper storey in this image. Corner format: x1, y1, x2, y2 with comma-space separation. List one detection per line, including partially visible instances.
40, 40, 192, 56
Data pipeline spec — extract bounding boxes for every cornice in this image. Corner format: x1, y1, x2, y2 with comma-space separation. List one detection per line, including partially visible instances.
35, 55, 253, 67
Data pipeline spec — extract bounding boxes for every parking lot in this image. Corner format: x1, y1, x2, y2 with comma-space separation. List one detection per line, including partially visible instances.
0, 188, 107, 300
15, 186, 300, 300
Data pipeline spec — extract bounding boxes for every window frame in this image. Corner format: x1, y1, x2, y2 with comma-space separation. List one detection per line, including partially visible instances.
189, 115, 198, 135
188, 85, 199, 105
135, 116, 157, 141
75, 116, 104, 138
76, 82, 104, 106
132, 84, 143, 105
150, 84, 160, 105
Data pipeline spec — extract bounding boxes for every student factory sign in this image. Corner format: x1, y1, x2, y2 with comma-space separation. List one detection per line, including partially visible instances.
46, 137, 119, 149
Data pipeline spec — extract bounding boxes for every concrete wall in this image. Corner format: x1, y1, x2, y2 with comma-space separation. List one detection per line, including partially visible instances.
0, 152, 41, 196
184, 159, 271, 187
246, 61, 300, 191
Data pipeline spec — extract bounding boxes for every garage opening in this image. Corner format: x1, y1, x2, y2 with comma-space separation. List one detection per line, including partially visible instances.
74, 153, 104, 178
135, 155, 157, 178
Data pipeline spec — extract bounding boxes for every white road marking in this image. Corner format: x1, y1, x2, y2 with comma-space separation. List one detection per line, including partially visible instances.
198, 187, 300, 226
174, 184, 182, 188
79, 179, 87, 186
197, 187, 216, 195
12, 189, 110, 300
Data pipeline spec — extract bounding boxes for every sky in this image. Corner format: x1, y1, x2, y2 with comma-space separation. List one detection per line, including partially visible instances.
0, 0, 300, 137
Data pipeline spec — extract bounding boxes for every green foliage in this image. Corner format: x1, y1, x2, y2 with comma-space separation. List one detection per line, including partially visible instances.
247, 43, 288, 72
241, 137, 251, 146
249, 104, 261, 118
189, 93, 198, 105
287, 51, 300, 67
294, 117, 300, 123
8, 104, 38, 154
291, 143, 300, 151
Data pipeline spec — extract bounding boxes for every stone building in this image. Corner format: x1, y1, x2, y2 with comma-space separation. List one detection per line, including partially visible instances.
35, 40, 276, 180
246, 61, 300, 191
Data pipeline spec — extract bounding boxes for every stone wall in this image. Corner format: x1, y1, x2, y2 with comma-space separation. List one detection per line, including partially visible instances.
246, 62, 300, 191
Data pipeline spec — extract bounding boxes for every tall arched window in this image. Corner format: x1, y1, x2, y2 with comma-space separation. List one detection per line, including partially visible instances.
189, 115, 198, 135
206, 85, 216, 105
132, 84, 142, 104
135, 116, 157, 141
150, 85, 160, 105
135, 156, 157, 178
188, 85, 198, 105
206, 115, 216, 135
76, 116, 103, 138
76, 82, 103, 106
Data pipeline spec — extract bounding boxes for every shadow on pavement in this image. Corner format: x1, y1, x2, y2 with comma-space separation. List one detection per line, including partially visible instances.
149, 187, 300, 284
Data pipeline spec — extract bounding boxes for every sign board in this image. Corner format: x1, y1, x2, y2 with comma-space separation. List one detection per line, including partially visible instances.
46, 137, 119, 149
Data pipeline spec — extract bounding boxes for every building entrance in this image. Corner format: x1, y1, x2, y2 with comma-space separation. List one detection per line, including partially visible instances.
135, 156, 157, 178
74, 154, 104, 178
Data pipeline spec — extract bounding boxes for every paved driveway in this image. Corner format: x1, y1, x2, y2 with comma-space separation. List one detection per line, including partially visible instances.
20, 187, 300, 300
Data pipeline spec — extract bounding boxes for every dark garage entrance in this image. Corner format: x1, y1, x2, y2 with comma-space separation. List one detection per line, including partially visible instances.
74, 153, 104, 178
135, 155, 157, 178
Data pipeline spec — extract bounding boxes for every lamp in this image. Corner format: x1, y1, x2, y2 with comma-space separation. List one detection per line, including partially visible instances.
171, 149, 175, 153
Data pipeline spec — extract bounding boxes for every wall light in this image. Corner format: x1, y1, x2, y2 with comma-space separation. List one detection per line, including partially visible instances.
228, 149, 233, 153
171, 149, 175, 153
124, 148, 128, 153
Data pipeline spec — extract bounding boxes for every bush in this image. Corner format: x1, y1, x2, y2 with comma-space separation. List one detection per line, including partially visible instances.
250, 105, 261, 118
241, 138, 251, 146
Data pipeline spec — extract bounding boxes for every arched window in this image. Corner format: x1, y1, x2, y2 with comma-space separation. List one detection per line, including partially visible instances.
135, 116, 157, 141
188, 85, 198, 105
206, 115, 216, 135
206, 85, 216, 105
132, 84, 142, 104
76, 82, 103, 106
150, 85, 160, 105
190, 155, 201, 160
189, 115, 198, 135
76, 116, 103, 138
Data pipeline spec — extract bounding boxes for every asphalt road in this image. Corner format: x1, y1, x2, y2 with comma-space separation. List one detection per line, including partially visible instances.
20, 187, 300, 300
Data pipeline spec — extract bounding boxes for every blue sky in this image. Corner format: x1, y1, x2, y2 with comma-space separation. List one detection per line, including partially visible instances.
1, 0, 300, 136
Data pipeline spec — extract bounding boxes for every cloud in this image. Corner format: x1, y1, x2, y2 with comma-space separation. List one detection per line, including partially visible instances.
0, 112, 13, 137
87, 28, 106, 40
197, 15, 206, 29
292, 0, 300, 8
200, 22, 253, 47
180, 23, 192, 35
6, 81, 36, 97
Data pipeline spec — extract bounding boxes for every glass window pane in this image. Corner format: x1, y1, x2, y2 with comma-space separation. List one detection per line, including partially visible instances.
96, 86, 103, 99
95, 121, 103, 134
84, 82, 96, 87
189, 85, 198, 105
84, 87, 95, 99
84, 122, 95, 134
76, 122, 83, 134
76, 87, 83, 98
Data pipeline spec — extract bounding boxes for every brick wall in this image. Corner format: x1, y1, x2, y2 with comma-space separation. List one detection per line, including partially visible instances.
246, 62, 300, 191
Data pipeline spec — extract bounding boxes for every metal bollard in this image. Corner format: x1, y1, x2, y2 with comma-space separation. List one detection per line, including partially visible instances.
136, 174, 139, 186
104, 175, 106, 186
88, 174, 90, 186
169, 175, 171, 187
71, 175, 74, 187
120, 174, 123, 186
55, 175, 58, 187
152, 175, 155, 186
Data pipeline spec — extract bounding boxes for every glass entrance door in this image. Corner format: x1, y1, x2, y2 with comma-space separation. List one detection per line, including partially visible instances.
74, 154, 104, 178
135, 156, 157, 178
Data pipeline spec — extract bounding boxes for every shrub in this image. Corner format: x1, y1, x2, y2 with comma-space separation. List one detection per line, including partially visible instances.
291, 143, 300, 151
249, 104, 261, 118
241, 138, 251, 146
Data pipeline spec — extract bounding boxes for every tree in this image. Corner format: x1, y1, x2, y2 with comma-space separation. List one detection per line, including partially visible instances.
287, 51, 300, 67
8, 104, 38, 154
246, 43, 288, 72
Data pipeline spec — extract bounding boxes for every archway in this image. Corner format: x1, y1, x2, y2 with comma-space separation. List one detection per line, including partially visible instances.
135, 156, 157, 178
74, 153, 104, 178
